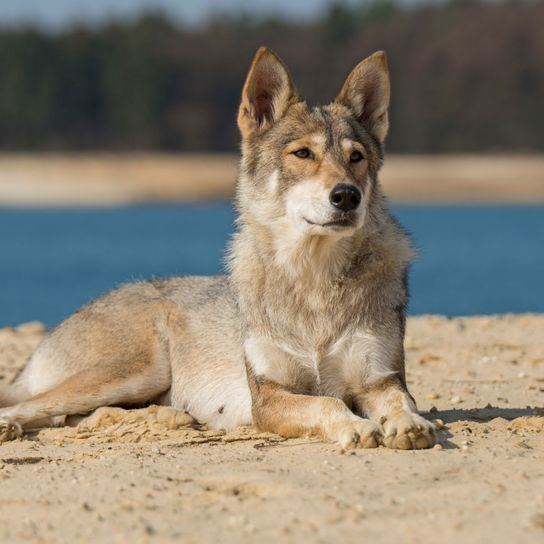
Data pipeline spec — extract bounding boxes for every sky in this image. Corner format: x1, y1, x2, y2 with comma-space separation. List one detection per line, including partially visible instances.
0, 0, 430, 30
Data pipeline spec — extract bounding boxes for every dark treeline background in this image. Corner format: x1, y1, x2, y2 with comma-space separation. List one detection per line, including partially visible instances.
1, 0, 543, 153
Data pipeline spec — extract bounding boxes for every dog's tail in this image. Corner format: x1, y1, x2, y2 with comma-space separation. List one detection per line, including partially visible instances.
0, 382, 30, 408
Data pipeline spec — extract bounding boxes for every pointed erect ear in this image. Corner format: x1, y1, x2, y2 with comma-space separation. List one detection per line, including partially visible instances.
335, 51, 391, 143
238, 47, 299, 139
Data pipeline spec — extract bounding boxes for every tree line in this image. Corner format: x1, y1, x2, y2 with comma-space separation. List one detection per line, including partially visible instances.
0, 0, 542, 153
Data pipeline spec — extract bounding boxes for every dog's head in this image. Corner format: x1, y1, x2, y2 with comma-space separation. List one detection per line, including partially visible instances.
236, 47, 390, 238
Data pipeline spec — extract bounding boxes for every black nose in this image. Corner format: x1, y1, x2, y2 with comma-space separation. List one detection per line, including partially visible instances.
329, 184, 361, 212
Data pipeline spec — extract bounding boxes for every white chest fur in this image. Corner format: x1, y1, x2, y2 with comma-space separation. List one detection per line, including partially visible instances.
245, 328, 400, 397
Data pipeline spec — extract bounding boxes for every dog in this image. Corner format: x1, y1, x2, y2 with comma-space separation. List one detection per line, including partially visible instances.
0, 47, 435, 450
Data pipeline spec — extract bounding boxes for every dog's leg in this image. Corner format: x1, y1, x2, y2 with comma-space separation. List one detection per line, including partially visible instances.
355, 375, 436, 449
0, 361, 170, 443
66, 405, 196, 430
249, 375, 381, 450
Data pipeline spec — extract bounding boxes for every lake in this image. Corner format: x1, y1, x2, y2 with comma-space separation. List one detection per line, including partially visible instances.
1, 204, 543, 327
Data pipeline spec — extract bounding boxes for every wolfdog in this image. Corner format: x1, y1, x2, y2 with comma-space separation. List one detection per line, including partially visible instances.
0, 48, 435, 450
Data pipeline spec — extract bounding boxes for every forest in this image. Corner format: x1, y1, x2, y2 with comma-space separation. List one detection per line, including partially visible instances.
0, 0, 542, 152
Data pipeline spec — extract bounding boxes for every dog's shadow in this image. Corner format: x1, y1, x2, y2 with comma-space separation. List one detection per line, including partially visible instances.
421, 405, 543, 450
425, 405, 543, 424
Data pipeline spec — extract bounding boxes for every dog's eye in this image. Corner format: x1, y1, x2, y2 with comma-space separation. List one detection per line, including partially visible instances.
350, 150, 364, 163
293, 148, 313, 159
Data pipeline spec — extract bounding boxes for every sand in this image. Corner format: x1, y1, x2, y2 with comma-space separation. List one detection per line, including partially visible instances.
0, 315, 543, 543
1, 153, 544, 205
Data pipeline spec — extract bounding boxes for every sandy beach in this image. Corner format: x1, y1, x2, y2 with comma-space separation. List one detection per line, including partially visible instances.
1, 153, 544, 205
0, 316, 543, 543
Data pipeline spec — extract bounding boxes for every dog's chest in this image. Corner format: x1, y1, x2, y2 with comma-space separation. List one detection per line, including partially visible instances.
246, 327, 375, 397
315, 330, 375, 395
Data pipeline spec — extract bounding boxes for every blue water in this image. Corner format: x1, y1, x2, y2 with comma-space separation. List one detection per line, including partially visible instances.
1, 204, 543, 327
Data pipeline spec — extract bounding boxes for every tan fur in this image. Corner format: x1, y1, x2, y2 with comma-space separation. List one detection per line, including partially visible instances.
0, 47, 435, 450
247, 370, 381, 450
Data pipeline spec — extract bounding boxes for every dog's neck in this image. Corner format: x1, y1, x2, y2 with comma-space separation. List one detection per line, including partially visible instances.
230, 205, 378, 293
268, 219, 363, 284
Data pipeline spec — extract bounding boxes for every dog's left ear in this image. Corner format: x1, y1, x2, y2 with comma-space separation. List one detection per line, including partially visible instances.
238, 47, 299, 139
335, 51, 390, 143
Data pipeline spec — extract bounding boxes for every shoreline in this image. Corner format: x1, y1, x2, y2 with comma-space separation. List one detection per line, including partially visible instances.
1, 153, 544, 206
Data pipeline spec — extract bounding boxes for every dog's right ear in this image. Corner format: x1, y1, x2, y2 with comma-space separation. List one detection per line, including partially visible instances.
238, 47, 299, 139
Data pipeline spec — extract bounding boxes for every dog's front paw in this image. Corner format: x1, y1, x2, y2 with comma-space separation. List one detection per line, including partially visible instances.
0, 418, 22, 444
331, 417, 382, 450
382, 411, 435, 450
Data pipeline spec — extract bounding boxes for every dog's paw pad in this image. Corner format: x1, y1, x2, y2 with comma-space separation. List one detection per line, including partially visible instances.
383, 412, 435, 450
0, 418, 22, 444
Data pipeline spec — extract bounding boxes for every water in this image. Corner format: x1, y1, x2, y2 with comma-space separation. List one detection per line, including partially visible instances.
1, 204, 543, 327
